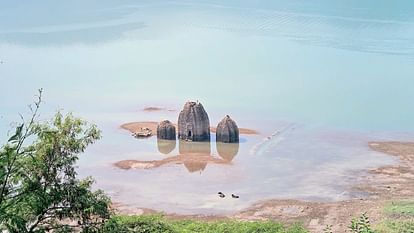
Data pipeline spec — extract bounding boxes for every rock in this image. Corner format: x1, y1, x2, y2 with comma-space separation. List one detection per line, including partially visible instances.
177, 101, 210, 141
156, 120, 176, 140
133, 127, 152, 138
216, 115, 239, 143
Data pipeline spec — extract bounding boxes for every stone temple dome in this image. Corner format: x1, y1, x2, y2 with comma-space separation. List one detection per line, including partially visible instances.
157, 120, 176, 140
216, 115, 239, 143
178, 101, 210, 142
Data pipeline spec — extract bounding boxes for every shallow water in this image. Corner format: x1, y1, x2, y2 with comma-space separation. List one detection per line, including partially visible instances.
1, 1, 414, 214
78, 110, 407, 214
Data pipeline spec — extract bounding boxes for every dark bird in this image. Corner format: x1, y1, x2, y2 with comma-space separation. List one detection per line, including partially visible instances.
218, 192, 225, 198
231, 194, 239, 199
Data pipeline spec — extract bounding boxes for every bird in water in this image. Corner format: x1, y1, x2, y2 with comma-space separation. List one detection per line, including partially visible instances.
231, 194, 239, 199
218, 192, 225, 198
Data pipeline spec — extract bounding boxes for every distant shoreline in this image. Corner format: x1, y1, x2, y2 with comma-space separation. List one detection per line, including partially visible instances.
142, 107, 176, 112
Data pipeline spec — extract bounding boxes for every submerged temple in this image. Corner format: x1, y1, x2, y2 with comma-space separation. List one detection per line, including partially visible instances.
216, 115, 239, 143
157, 120, 176, 140
177, 101, 210, 142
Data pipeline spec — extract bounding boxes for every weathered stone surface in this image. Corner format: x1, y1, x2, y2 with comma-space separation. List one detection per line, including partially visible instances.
216, 115, 239, 143
156, 120, 176, 140
177, 101, 210, 141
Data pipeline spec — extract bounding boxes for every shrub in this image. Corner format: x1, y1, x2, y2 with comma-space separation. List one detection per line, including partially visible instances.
0, 90, 111, 232
349, 213, 374, 233
103, 215, 308, 233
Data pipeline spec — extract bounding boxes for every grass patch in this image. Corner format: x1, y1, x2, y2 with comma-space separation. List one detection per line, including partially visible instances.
103, 215, 308, 233
170, 219, 306, 233
375, 200, 414, 233
384, 200, 414, 217
375, 220, 414, 233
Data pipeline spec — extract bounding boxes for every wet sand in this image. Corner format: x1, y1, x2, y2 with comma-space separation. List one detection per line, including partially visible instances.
120, 121, 259, 136
114, 155, 230, 170
113, 141, 414, 232
234, 141, 414, 232
121, 121, 159, 134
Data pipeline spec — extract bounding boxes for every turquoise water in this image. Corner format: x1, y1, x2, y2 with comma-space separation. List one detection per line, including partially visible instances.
1, 1, 414, 214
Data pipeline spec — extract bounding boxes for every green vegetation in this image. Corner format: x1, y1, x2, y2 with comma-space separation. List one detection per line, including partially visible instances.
0, 90, 306, 232
344, 209, 414, 233
384, 201, 414, 217
0, 90, 111, 232
103, 215, 308, 233
4, 90, 413, 233
349, 213, 374, 233
375, 200, 414, 233
376, 220, 414, 233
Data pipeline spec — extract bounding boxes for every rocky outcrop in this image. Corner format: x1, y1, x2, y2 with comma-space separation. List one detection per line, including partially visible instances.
157, 120, 176, 140
177, 101, 210, 141
216, 115, 239, 143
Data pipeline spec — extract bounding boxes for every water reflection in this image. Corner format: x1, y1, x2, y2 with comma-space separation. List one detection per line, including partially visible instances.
179, 140, 211, 155
179, 140, 211, 173
216, 142, 239, 162
157, 139, 176, 155
116, 140, 232, 173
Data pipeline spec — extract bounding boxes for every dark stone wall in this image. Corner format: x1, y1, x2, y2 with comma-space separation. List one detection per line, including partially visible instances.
216, 115, 239, 143
156, 120, 176, 140
177, 101, 210, 141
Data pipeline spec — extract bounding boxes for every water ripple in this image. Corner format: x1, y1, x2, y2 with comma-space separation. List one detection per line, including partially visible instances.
175, 2, 414, 57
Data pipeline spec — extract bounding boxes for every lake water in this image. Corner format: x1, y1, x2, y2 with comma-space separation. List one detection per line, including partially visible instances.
1, 1, 414, 214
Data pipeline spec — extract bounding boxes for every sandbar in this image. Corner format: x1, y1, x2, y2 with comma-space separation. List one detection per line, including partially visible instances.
120, 121, 258, 136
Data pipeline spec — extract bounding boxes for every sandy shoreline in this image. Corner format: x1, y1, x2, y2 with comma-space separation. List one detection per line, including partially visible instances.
239, 141, 414, 232
120, 121, 259, 136
114, 155, 230, 170
112, 141, 414, 232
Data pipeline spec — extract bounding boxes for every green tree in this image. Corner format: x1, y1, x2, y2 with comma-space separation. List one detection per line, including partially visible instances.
0, 89, 111, 232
